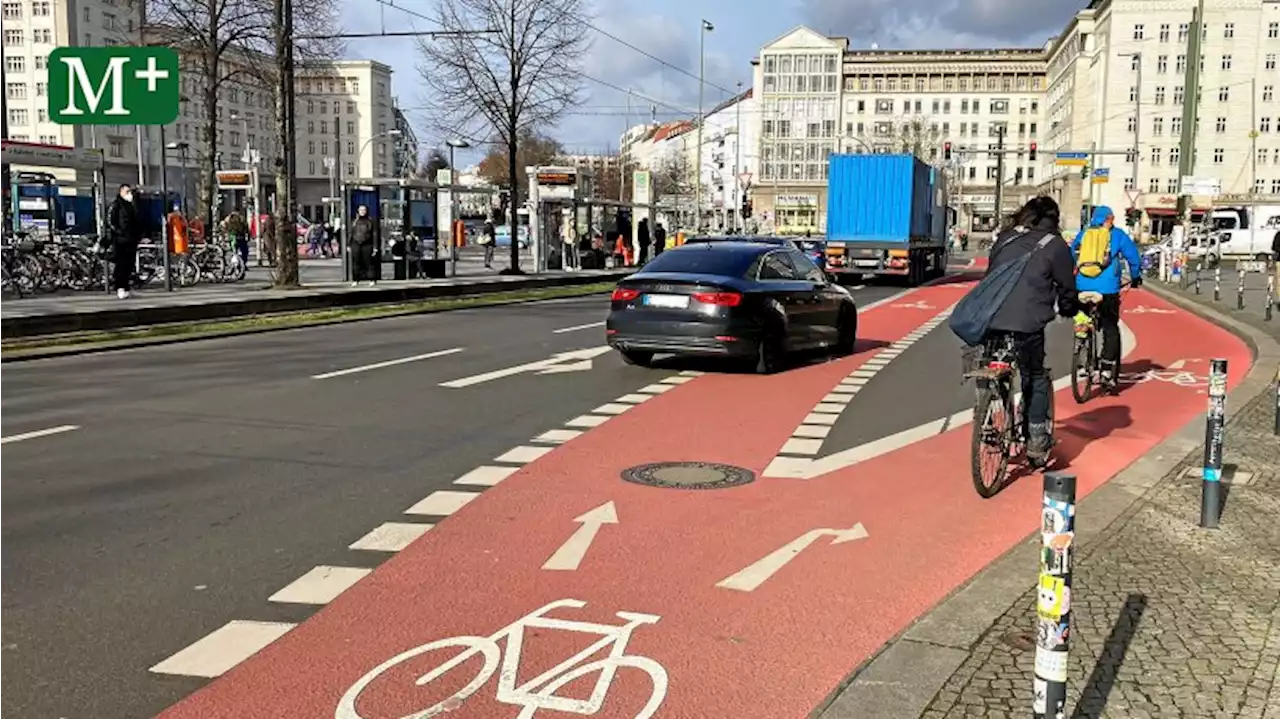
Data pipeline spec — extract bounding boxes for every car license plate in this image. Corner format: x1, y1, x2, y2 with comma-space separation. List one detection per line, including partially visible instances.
644, 294, 689, 309
855, 259, 879, 268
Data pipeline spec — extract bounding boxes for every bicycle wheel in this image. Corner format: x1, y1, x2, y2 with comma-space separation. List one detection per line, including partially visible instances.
970, 378, 1013, 498
1070, 332, 1094, 404
517, 654, 669, 719
334, 636, 500, 719
223, 250, 246, 282
176, 255, 202, 287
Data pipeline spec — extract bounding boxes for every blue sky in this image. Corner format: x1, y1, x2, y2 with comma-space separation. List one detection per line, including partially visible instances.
338, 0, 1081, 167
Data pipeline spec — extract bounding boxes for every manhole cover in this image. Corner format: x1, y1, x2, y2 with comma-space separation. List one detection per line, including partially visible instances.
1000, 630, 1036, 651
620, 462, 756, 490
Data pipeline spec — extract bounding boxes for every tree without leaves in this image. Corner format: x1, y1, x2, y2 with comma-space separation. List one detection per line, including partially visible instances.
415, 147, 451, 182
417, 0, 591, 273
474, 132, 563, 192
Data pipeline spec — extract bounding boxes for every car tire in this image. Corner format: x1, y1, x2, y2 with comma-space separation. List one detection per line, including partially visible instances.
833, 306, 858, 356
754, 324, 785, 374
619, 350, 654, 367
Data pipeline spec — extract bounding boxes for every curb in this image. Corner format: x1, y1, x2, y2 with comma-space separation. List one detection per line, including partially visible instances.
812, 288, 1280, 719
0, 271, 630, 339
0, 284, 615, 363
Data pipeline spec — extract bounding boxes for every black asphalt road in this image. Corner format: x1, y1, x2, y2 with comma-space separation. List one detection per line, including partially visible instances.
2, 282, 914, 719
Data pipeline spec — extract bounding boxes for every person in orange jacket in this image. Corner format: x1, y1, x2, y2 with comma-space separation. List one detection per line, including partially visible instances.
614, 233, 633, 266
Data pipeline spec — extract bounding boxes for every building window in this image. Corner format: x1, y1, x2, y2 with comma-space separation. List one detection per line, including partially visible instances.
1175, 54, 1186, 73
1272, 179, 1280, 194
1172, 117, 1182, 134
1153, 117, 1164, 135
875, 99, 893, 114
1148, 178, 1160, 193
1213, 148, 1224, 164
1169, 147, 1180, 166
1178, 23, 1189, 42
1166, 178, 1179, 193
1133, 24, 1144, 40
6, 82, 26, 99
1157, 55, 1168, 73
32, 0, 48, 15
1224, 22, 1235, 39
1129, 86, 1138, 103
346, 162, 354, 176
990, 99, 1009, 114
109, 139, 124, 157
1258, 148, 1269, 165
1159, 23, 1170, 42
1266, 85, 1276, 102
1263, 117, 1273, 133
1269, 54, 1278, 71
1150, 147, 1161, 165
1216, 117, 1227, 133
1222, 55, 1232, 70
7, 108, 27, 125
1174, 86, 1185, 105
1219, 86, 1230, 102
4, 55, 24, 73
1155, 86, 1166, 104
1270, 22, 1279, 39
4, 28, 23, 45
1127, 116, 1137, 133
1, 2, 18, 18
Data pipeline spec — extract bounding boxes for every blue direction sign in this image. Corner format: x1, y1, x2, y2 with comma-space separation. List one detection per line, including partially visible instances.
1055, 151, 1088, 167
1092, 167, 1110, 184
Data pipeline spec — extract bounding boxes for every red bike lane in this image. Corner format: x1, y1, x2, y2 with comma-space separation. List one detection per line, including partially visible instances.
159, 287, 1250, 719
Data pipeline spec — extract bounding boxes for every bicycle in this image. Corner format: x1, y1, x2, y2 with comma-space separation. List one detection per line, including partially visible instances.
1069, 284, 1132, 404
335, 598, 668, 719
965, 334, 1056, 498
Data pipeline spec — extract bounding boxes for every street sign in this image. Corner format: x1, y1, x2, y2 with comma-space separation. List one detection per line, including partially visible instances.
1180, 177, 1222, 197
738, 172, 753, 188
1092, 168, 1110, 184
1125, 188, 1142, 208
215, 170, 254, 190
48, 47, 181, 125
1055, 151, 1088, 167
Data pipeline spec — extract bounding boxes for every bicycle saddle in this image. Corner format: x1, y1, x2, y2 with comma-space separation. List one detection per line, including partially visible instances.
1078, 291, 1104, 304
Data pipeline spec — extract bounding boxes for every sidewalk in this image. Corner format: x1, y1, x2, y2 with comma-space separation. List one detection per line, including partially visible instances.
819, 294, 1280, 719
1158, 263, 1278, 338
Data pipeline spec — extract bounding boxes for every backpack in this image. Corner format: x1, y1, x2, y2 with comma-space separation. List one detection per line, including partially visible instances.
1075, 226, 1112, 278
948, 231, 1056, 346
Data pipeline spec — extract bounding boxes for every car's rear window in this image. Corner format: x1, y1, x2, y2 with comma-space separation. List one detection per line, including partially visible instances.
641, 247, 759, 277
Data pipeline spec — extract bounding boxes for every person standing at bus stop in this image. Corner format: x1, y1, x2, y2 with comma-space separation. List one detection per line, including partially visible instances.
107, 183, 142, 299
167, 204, 189, 256
350, 204, 377, 285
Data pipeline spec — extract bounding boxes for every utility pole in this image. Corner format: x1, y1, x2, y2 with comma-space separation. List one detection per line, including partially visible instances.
993, 125, 1006, 228
1251, 76, 1259, 231
695, 19, 713, 233
734, 81, 742, 234
1176, 0, 1206, 238
1132, 53, 1142, 202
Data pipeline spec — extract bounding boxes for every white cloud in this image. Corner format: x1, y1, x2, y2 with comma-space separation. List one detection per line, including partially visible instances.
797, 0, 1080, 49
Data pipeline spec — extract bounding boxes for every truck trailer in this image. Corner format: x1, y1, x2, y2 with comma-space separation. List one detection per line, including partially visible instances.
821, 154, 951, 286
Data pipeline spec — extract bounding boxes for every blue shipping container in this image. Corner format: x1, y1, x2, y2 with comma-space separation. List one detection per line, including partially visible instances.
826, 154, 933, 244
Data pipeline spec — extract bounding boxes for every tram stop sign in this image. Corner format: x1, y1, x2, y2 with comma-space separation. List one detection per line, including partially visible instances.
49, 47, 181, 126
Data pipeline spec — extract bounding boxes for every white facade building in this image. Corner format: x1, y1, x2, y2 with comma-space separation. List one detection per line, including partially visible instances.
693, 88, 758, 229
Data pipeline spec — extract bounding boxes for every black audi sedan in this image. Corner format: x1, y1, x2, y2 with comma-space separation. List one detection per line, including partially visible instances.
605, 240, 857, 373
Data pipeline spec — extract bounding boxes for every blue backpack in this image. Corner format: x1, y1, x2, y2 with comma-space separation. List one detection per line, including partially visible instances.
948, 231, 1055, 346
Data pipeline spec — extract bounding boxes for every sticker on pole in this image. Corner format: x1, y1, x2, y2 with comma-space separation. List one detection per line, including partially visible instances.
1034, 647, 1069, 682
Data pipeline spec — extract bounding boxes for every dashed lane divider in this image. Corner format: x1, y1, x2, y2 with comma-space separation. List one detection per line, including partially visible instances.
148, 369, 703, 682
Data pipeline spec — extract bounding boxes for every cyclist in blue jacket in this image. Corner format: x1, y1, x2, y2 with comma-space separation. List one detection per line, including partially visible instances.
1070, 206, 1143, 389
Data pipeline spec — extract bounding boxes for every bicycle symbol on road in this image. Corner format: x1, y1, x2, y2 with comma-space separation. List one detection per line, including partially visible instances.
892, 300, 935, 310
335, 598, 668, 719
1123, 305, 1175, 315
1119, 369, 1207, 388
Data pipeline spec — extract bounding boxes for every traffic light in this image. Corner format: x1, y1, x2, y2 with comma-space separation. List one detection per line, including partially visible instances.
740, 198, 753, 219
1029, 142, 1038, 161
1125, 208, 1142, 226
943, 142, 952, 161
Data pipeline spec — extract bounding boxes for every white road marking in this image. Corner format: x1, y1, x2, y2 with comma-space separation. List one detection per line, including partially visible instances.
766, 320, 1140, 478
0, 424, 80, 444
716, 524, 869, 592
405, 490, 479, 516
793, 425, 833, 439
592, 402, 634, 415
532, 428, 584, 444
812, 403, 846, 414
803, 412, 842, 425
638, 383, 676, 394
679, 370, 705, 376
440, 347, 611, 388
615, 393, 655, 404
660, 375, 695, 385
779, 438, 824, 455
494, 445, 552, 464
349, 522, 433, 552
822, 392, 856, 404
312, 348, 464, 380
553, 320, 606, 334
454, 465, 520, 486
542, 502, 619, 571
149, 620, 295, 678
565, 414, 610, 428
268, 565, 371, 605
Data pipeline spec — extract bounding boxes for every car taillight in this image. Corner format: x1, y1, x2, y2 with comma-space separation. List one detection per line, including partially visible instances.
692, 291, 743, 307
612, 287, 640, 301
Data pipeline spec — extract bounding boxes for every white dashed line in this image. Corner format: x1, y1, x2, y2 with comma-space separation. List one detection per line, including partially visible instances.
615, 393, 655, 403
454, 465, 520, 486
494, 445, 553, 464
592, 402, 635, 415
638, 383, 676, 394
150, 621, 295, 678
0, 424, 80, 444
565, 414, 611, 428
553, 321, 606, 334
349, 522, 433, 552
268, 566, 371, 605
312, 347, 464, 379
405, 490, 480, 516
532, 428, 584, 444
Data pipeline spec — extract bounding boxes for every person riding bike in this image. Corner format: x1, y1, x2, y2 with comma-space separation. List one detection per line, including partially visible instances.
1069, 206, 1143, 390
984, 197, 1079, 464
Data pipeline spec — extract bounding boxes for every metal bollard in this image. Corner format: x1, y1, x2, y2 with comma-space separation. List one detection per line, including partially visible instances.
1214, 265, 1222, 301
1195, 263, 1202, 295
1237, 267, 1247, 310
1034, 471, 1076, 719
1266, 265, 1275, 322
1201, 359, 1228, 529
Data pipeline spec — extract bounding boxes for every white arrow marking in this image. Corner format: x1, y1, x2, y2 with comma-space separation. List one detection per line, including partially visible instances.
441, 347, 611, 388
716, 524, 869, 592
537, 359, 595, 374
542, 501, 619, 571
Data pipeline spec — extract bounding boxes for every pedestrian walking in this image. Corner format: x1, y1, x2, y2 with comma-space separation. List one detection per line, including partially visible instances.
637, 218, 651, 265
306, 222, 326, 257
222, 208, 249, 264
350, 205, 377, 285
260, 212, 277, 266
106, 183, 142, 299
653, 222, 667, 257
481, 219, 497, 268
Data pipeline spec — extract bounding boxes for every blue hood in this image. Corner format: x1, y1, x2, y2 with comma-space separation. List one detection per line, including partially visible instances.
1089, 205, 1114, 227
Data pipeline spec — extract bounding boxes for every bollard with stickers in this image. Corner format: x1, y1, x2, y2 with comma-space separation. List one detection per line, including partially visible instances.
1237, 268, 1246, 310
1273, 366, 1278, 437
1201, 359, 1228, 529
1034, 471, 1075, 719
1266, 264, 1275, 322
1214, 265, 1222, 302
1195, 262, 1202, 295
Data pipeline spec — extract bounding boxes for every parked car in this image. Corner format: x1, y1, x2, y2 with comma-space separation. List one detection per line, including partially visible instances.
605, 240, 858, 374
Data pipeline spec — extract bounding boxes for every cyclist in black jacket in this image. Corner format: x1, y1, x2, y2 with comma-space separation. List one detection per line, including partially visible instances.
985, 196, 1078, 463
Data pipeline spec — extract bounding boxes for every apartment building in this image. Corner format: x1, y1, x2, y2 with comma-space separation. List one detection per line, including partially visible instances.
1043, 0, 1280, 232
693, 88, 758, 229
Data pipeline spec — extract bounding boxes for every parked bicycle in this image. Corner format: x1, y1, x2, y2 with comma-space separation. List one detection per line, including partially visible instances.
965, 334, 1056, 498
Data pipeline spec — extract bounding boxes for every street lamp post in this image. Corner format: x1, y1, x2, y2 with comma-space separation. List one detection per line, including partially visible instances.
695, 19, 713, 233
446, 138, 471, 277
734, 80, 742, 233
356, 129, 403, 178
1119, 51, 1143, 209
166, 141, 190, 217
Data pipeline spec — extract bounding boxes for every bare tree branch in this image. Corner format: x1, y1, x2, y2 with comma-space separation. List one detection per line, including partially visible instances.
417, 0, 591, 272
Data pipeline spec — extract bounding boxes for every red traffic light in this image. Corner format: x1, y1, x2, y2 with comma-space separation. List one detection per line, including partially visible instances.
943, 142, 952, 161
1029, 142, 1038, 161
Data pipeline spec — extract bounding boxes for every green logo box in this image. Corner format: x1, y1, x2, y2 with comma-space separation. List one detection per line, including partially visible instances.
48, 47, 181, 126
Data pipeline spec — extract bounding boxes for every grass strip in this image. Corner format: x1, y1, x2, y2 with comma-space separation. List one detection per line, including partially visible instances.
3, 282, 615, 355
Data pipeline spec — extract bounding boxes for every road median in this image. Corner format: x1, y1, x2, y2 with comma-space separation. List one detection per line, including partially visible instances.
1, 280, 620, 362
